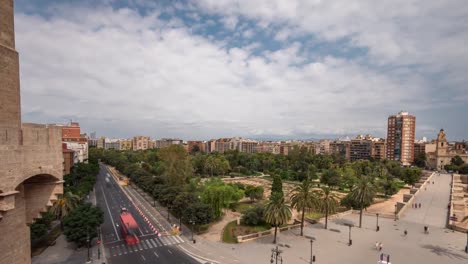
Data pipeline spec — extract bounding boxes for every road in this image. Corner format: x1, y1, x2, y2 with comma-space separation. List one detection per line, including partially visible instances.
95, 164, 198, 264
400, 173, 452, 227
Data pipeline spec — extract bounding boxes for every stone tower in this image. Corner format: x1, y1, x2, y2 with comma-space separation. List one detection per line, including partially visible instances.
0, 1, 64, 263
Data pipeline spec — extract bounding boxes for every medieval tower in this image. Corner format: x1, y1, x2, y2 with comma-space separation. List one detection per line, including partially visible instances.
0, 0, 64, 263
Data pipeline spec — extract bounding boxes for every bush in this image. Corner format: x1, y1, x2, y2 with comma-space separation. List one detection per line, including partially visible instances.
241, 205, 265, 226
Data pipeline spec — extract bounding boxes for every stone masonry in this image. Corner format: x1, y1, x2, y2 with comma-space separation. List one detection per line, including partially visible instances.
0, 1, 64, 264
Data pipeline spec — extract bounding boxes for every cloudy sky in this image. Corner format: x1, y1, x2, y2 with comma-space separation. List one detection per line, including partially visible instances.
14, 0, 468, 140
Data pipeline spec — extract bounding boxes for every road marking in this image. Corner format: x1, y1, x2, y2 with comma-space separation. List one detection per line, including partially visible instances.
137, 243, 143, 251
145, 239, 153, 249
141, 255, 146, 261
150, 239, 158, 248
153, 252, 159, 258
100, 185, 120, 240
168, 249, 173, 254
155, 238, 163, 246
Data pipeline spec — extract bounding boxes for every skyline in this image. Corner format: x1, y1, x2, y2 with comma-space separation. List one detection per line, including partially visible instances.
14, 0, 468, 140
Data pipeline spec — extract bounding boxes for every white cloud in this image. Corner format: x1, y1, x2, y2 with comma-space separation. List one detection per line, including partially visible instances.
14, 1, 468, 139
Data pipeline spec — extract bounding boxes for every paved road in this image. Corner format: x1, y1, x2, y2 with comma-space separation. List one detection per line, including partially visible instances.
400, 173, 451, 228
95, 164, 198, 264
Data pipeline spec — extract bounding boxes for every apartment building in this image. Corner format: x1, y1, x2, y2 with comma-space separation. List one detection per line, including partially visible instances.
61, 122, 88, 163
133, 136, 151, 151
386, 111, 416, 166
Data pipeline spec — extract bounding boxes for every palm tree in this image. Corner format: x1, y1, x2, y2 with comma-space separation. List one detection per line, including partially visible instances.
290, 178, 319, 236
51, 191, 81, 228
264, 195, 292, 244
317, 187, 339, 229
204, 156, 217, 177
349, 176, 375, 228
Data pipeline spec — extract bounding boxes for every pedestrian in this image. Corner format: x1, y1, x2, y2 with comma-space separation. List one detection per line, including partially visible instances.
375, 241, 379, 250
424, 226, 428, 234
432, 181, 434, 184
379, 242, 383, 251
419, 203, 421, 208
404, 230, 408, 236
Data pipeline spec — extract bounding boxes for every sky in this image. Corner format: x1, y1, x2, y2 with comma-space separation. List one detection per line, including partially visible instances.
14, 0, 468, 140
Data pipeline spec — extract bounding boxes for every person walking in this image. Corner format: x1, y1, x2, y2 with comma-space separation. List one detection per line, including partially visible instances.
424, 226, 428, 234
379, 242, 383, 251
404, 230, 408, 236
419, 203, 421, 208
375, 241, 379, 250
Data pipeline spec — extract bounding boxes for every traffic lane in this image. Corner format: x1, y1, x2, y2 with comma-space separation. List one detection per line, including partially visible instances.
95, 168, 121, 243
125, 186, 173, 234
101, 166, 155, 236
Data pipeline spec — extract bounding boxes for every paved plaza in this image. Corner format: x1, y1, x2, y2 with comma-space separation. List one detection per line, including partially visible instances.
187, 173, 467, 264
401, 173, 451, 227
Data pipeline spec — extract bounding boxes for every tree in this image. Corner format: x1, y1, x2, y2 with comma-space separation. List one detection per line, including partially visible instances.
244, 185, 264, 202
158, 145, 193, 185
451, 155, 465, 167
63, 203, 104, 246
414, 153, 427, 168
201, 180, 244, 218
51, 191, 81, 228
241, 205, 266, 226
316, 187, 339, 229
290, 178, 319, 236
204, 156, 217, 177
190, 144, 201, 154
264, 195, 291, 244
182, 202, 214, 227
459, 164, 468, 174
172, 192, 198, 225
401, 167, 422, 186
348, 176, 375, 228
320, 169, 341, 188
270, 175, 283, 199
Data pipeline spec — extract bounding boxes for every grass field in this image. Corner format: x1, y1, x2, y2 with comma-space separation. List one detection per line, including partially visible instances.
222, 220, 271, 243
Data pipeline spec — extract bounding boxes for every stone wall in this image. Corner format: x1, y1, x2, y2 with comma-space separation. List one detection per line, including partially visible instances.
0, 1, 64, 264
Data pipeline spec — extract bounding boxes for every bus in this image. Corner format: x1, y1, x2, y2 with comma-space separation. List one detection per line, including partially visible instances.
119, 208, 140, 245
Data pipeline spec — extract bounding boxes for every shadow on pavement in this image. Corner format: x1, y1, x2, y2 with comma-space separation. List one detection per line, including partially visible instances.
421, 244, 468, 260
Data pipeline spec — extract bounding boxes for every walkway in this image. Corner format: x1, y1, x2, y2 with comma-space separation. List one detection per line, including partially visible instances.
400, 173, 452, 228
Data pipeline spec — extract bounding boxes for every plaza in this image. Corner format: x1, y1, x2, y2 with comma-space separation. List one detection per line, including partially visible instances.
186, 173, 467, 264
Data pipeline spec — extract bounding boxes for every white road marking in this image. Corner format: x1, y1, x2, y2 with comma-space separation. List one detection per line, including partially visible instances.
153, 252, 159, 258
150, 239, 158, 247
141, 255, 146, 261
100, 185, 120, 240
168, 249, 173, 254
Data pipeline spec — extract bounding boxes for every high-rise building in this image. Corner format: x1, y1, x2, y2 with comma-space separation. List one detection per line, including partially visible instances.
133, 136, 150, 150
61, 122, 88, 163
386, 111, 416, 166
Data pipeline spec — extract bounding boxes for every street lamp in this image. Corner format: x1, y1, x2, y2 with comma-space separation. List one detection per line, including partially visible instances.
376, 213, 380, 232
344, 223, 353, 246
394, 204, 398, 221
465, 231, 468, 253
305, 235, 316, 263
86, 230, 91, 263
270, 245, 283, 264
189, 219, 195, 243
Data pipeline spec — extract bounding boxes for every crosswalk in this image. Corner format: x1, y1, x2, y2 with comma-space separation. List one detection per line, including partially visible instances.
109, 235, 186, 257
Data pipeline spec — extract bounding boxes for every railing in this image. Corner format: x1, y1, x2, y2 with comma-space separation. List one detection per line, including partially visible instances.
236, 223, 302, 243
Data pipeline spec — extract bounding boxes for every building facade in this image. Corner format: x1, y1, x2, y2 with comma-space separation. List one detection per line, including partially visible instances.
386, 111, 416, 166
427, 129, 468, 170
0, 2, 63, 263
61, 122, 88, 163
119, 139, 133, 150
133, 136, 150, 151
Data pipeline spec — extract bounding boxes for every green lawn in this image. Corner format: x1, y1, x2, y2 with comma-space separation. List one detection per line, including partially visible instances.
222, 220, 271, 243
305, 211, 323, 219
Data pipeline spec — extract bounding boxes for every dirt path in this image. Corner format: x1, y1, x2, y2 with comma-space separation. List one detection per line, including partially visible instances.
200, 210, 241, 242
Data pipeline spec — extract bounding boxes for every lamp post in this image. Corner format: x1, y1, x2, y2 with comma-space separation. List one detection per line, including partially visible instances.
270, 245, 283, 264
86, 230, 91, 263
344, 223, 353, 246
305, 235, 316, 263
376, 213, 380, 232
189, 219, 195, 243
465, 231, 468, 253
394, 204, 398, 221
167, 205, 171, 221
